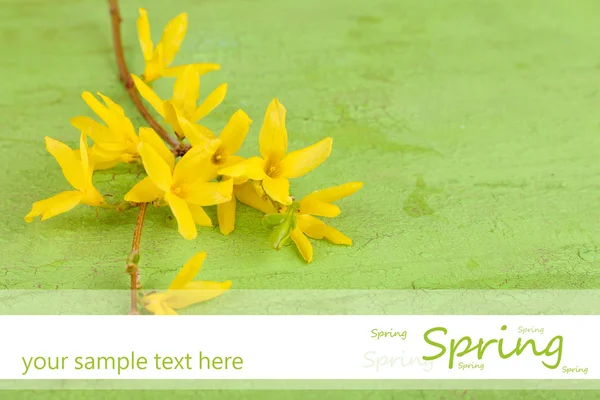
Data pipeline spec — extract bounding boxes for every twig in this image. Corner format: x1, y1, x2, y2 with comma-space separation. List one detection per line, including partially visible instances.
126, 202, 147, 315
107, 0, 183, 154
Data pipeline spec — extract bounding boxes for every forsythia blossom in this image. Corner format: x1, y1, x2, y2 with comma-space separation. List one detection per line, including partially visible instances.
137, 8, 220, 83
141, 252, 232, 315
262, 182, 363, 262
177, 109, 253, 235
290, 182, 363, 262
180, 109, 253, 177
71, 92, 141, 170
25, 133, 106, 222
219, 99, 333, 206
132, 65, 226, 139
25, 3, 364, 320
124, 129, 233, 240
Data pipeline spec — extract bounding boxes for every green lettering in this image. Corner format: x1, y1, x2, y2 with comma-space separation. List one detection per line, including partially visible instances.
542, 336, 563, 369
449, 336, 472, 369
478, 338, 498, 359
422, 327, 447, 362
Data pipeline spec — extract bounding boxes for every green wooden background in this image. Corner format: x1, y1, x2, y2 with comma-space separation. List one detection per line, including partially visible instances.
2, 0, 600, 398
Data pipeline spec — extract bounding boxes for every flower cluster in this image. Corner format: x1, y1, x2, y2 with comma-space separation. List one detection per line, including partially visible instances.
24, 6, 362, 314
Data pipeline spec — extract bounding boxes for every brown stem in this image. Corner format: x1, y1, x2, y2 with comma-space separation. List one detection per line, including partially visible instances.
126, 202, 147, 315
107, 0, 182, 153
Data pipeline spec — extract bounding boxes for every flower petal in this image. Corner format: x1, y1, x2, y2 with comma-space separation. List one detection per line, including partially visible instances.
165, 280, 232, 309
24, 191, 83, 222
88, 145, 123, 169
323, 225, 353, 245
182, 179, 233, 206
162, 100, 185, 139
298, 200, 340, 218
70, 116, 118, 143
296, 214, 327, 239
178, 117, 216, 147
217, 197, 236, 235
138, 127, 174, 171
81, 185, 105, 207
259, 98, 287, 163
92, 140, 129, 153
79, 132, 92, 188
163, 63, 221, 78
172, 141, 220, 183
132, 74, 165, 117
154, 303, 178, 315
124, 176, 164, 203
172, 65, 199, 119
234, 182, 277, 214
90, 152, 121, 171
188, 204, 213, 226
143, 42, 165, 83
137, 8, 154, 61
96, 92, 137, 143
142, 294, 178, 315
219, 109, 252, 156
168, 251, 206, 290
165, 191, 197, 240
96, 92, 125, 117
297, 214, 352, 245
262, 176, 292, 205
299, 182, 362, 217
218, 155, 245, 172
280, 137, 333, 179
44, 137, 85, 191
290, 227, 313, 263
81, 92, 121, 132
159, 12, 187, 67
138, 142, 173, 192
218, 157, 266, 180
193, 83, 227, 121
302, 182, 363, 204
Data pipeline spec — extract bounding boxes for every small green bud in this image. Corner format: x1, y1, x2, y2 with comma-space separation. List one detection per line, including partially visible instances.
116, 201, 131, 212
289, 211, 298, 230
262, 213, 287, 229
280, 235, 292, 247
269, 220, 292, 250
127, 250, 140, 266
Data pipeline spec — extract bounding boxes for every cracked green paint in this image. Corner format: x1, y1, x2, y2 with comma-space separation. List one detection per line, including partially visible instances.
578, 246, 600, 263
403, 176, 440, 217
2, 0, 600, 398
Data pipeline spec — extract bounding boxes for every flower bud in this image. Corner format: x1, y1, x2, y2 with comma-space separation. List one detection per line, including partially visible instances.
269, 220, 292, 250
262, 213, 287, 229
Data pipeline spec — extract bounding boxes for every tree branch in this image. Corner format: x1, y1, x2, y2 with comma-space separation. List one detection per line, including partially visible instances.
107, 0, 183, 154
126, 202, 147, 315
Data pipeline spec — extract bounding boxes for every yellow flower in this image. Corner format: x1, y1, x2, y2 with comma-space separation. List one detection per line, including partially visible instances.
141, 251, 231, 315
70, 92, 140, 170
179, 109, 253, 178
218, 99, 333, 206
234, 181, 277, 214
216, 179, 277, 236
25, 133, 105, 222
290, 182, 363, 262
132, 65, 226, 139
137, 8, 220, 83
174, 109, 253, 236
124, 129, 233, 240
